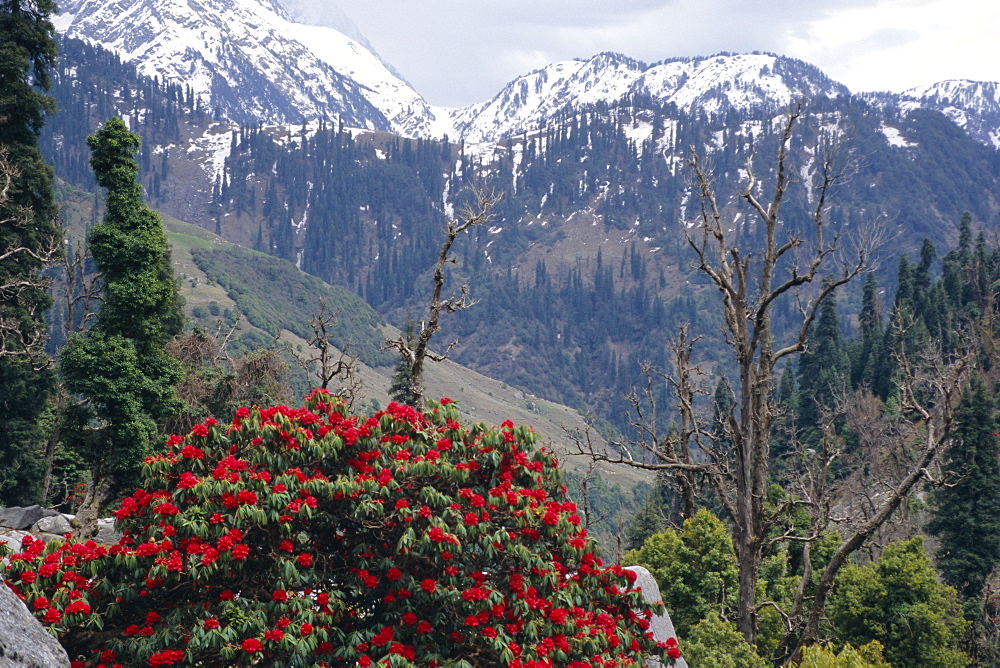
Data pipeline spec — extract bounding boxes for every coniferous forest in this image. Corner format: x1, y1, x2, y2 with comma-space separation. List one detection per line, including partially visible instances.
6, 3, 1000, 666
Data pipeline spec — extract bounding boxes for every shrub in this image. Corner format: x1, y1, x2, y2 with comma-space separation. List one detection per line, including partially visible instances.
681, 615, 768, 668
794, 641, 891, 668
622, 508, 738, 637
3, 391, 679, 667
829, 537, 969, 668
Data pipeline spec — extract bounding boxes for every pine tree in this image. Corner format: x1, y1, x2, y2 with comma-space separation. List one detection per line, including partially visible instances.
796, 288, 848, 446
60, 118, 183, 510
387, 320, 418, 406
851, 273, 883, 389
927, 376, 1000, 603
0, 0, 60, 505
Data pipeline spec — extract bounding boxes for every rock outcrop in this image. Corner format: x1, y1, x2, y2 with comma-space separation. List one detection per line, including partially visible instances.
625, 566, 688, 668
0, 581, 70, 667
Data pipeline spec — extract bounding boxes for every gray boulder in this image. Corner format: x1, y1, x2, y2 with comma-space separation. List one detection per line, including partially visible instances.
31, 516, 71, 537
93, 519, 121, 546
625, 566, 688, 668
0, 532, 32, 569
0, 580, 70, 667
0, 507, 58, 532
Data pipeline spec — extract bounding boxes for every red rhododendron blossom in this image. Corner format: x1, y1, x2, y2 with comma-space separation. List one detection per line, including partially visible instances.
148, 649, 185, 666
236, 489, 258, 505
3, 394, 676, 668
241, 638, 263, 653
153, 502, 179, 516
64, 600, 91, 615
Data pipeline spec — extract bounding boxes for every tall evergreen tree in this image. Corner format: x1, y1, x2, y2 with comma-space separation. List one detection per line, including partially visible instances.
60, 118, 183, 516
796, 288, 848, 445
0, 0, 60, 505
387, 320, 418, 406
851, 272, 883, 389
927, 376, 1000, 603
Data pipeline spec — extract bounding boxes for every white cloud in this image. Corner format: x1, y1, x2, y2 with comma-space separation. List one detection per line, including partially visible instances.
785, 0, 1000, 93
329, 0, 1000, 104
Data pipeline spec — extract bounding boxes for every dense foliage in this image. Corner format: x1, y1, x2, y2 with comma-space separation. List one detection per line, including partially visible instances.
60, 117, 183, 478
828, 537, 969, 668
3, 391, 680, 667
622, 509, 737, 638
0, 0, 60, 505
792, 642, 890, 668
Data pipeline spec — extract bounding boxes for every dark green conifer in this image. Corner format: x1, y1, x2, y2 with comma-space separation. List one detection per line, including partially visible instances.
927, 376, 1000, 603
388, 320, 418, 406
796, 288, 848, 445
850, 273, 883, 389
0, 0, 60, 505
60, 118, 183, 485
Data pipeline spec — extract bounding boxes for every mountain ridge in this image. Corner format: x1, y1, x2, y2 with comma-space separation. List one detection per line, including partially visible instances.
55, 0, 1000, 147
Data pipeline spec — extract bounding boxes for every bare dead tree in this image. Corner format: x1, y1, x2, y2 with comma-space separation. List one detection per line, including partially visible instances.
163, 315, 294, 435
0, 148, 60, 366
573, 106, 890, 647
287, 299, 362, 408
59, 238, 102, 341
385, 188, 500, 407
786, 322, 971, 661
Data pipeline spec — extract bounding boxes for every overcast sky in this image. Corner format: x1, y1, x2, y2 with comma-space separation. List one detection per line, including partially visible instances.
316, 0, 1000, 108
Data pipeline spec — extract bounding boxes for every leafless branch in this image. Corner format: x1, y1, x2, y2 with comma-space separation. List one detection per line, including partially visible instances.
286, 299, 362, 408
385, 187, 501, 407
0, 148, 60, 366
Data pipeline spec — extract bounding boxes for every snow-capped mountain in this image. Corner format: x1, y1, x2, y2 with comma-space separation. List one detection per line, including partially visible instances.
52, 0, 1000, 149
897, 80, 1000, 148
449, 52, 850, 143
52, 0, 850, 143
53, 0, 450, 136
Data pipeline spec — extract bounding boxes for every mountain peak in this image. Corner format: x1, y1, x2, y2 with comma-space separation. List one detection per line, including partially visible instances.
446, 51, 850, 143
54, 0, 426, 130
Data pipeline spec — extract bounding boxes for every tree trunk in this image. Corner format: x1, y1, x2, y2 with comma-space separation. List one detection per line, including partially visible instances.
71, 474, 114, 539
735, 528, 761, 644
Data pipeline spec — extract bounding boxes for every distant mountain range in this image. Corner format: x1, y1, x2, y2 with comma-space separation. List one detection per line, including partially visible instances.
54, 0, 1000, 147
42, 2, 1000, 446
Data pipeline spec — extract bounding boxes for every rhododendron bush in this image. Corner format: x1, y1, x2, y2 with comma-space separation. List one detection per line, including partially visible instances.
3, 390, 679, 667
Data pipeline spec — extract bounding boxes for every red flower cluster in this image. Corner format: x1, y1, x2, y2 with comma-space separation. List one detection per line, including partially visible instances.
2, 393, 678, 667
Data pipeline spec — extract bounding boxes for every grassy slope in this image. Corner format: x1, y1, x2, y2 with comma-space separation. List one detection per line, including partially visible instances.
57, 178, 650, 545
160, 214, 649, 493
